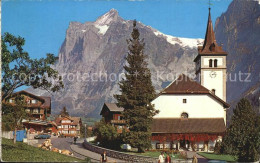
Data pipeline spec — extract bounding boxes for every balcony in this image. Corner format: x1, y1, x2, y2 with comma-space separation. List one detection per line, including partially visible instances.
111, 120, 126, 124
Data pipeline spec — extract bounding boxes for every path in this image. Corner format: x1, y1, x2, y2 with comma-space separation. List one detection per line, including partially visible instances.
186, 151, 208, 163
70, 139, 125, 162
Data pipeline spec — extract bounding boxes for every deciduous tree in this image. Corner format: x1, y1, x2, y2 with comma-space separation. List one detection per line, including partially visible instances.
1, 32, 63, 101
2, 96, 28, 144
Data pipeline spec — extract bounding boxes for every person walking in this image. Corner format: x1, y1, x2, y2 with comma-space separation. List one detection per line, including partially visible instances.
73, 136, 77, 144
192, 154, 198, 163
165, 152, 171, 163
100, 151, 108, 162
158, 152, 165, 163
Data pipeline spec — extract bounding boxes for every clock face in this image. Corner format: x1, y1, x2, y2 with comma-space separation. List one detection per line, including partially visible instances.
210, 71, 217, 78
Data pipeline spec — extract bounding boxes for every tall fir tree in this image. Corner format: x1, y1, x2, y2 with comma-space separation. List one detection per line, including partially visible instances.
114, 20, 158, 153
60, 106, 69, 117
221, 98, 260, 162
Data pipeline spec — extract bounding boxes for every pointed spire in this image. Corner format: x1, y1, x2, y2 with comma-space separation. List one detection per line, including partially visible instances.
199, 7, 226, 54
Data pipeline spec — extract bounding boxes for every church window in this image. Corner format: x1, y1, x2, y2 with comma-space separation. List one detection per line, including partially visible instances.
209, 59, 213, 67
212, 89, 216, 95
181, 112, 189, 118
183, 99, 187, 103
214, 59, 218, 67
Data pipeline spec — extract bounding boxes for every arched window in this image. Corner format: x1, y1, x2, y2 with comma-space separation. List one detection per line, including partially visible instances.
212, 89, 216, 95
181, 112, 189, 119
214, 59, 218, 67
209, 59, 213, 67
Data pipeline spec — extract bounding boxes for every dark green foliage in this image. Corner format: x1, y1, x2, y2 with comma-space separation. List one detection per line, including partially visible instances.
221, 98, 260, 162
94, 118, 124, 150
114, 20, 158, 153
60, 106, 69, 117
1, 32, 63, 101
214, 141, 221, 154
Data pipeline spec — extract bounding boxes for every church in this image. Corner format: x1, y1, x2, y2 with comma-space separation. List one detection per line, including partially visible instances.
100, 8, 230, 152
150, 8, 230, 152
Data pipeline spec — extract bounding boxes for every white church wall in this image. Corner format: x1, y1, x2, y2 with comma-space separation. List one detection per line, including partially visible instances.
208, 140, 215, 151
152, 94, 225, 119
197, 141, 204, 150
151, 141, 156, 149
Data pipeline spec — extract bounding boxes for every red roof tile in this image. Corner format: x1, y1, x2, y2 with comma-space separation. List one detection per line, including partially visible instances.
152, 118, 226, 134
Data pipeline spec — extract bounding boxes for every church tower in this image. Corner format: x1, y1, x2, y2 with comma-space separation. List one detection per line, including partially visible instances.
194, 8, 227, 102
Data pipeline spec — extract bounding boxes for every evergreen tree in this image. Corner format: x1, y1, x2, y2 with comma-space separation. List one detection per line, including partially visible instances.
60, 107, 69, 117
114, 20, 158, 153
221, 98, 260, 162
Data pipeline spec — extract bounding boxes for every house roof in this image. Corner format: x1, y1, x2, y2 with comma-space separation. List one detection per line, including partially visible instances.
159, 74, 230, 108
40, 96, 51, 109
194, 8, 227, 61
151, 118, 226, 134
100, 103, 124, 115
12, 90, 45, 102
10, 90, 51, 109
22, 119, 51, 126
54, 116, 81, 126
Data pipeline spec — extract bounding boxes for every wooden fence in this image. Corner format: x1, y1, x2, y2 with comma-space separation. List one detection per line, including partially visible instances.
2, 131, 14, 139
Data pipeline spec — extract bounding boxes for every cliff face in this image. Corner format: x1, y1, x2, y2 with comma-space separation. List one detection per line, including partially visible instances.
33, 9, 203, 117
215, 0, 260, 118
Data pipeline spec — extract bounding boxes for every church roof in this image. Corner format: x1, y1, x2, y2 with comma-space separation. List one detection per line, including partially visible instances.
194, 8, 227, 61
152, 118, 226, 134
163, 74, 209, 94
159, 74, 230, 108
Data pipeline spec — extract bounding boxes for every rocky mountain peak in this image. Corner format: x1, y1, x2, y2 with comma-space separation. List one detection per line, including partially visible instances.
94, 8, 120, 26
30, 8, 207, 117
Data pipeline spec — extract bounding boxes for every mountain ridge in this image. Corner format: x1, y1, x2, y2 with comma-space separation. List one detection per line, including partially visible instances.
27, 8, 204, 117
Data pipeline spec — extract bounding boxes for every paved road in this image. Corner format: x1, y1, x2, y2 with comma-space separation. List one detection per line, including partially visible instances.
37, 136, 85, 160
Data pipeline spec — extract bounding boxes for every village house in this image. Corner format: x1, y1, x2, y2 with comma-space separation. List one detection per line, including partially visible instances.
54, 116, 82, 137
151, 8, 229, 152
100, 103, 126, 133
4, 90, 53, 133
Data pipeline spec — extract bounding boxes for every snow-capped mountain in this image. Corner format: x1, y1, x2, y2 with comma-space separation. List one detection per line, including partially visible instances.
29, 9, 204, 117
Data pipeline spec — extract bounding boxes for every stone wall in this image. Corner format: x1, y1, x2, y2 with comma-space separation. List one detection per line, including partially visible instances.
83, 140, 157, 162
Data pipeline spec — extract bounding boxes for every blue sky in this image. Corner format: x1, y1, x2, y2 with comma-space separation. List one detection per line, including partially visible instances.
2, 0, 232, 59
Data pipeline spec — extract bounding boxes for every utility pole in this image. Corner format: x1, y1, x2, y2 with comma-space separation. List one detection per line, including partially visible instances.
84, 124, 87, 141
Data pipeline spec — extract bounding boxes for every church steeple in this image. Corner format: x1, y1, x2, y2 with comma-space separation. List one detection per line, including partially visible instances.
198, 8, 226, 54
194, 7, 228, 102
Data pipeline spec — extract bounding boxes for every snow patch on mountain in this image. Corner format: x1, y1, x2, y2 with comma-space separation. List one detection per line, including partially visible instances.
154, 30, 203, 48
95, 25, 109, 35
254, 0, 260, 4
95, 8, 118, 26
